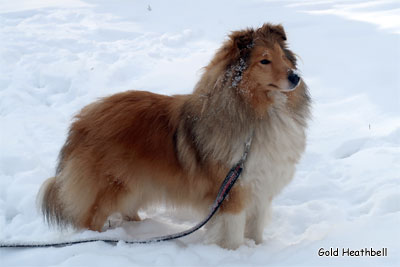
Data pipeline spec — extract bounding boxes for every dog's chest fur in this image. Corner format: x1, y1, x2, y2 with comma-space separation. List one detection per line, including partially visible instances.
241, 92, 307, 200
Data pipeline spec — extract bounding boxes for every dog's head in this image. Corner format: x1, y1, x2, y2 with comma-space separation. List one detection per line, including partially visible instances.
213, 23, 306, 116
228, 24, 300, 92
198, 24, 309, 118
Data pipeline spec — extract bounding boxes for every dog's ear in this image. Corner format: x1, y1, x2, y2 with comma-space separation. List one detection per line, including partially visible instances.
232, 30, 254, 50
259, 24, 287, 41
229, 29, 254, 57
270, 24, 287, 41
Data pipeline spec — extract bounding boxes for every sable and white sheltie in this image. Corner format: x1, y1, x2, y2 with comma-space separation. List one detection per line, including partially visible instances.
38, 24, 311, 249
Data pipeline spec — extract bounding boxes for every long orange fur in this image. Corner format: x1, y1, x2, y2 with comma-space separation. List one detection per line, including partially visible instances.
38, 23, 311, 249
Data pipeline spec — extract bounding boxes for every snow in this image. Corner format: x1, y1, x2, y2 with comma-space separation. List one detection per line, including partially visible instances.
0, 0, 399, 266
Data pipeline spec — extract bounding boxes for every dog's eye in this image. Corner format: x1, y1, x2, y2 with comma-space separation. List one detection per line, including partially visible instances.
260, 59, 271, 65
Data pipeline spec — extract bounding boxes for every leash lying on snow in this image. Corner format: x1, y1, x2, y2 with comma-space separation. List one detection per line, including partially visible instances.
0, 133, 253, 248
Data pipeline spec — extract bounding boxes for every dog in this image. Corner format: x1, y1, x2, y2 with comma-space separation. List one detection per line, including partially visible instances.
38, 23, 311, 249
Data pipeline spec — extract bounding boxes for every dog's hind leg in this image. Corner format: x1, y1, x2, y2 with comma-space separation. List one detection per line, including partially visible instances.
118, 189, 144, 222
82, 180, 133, 231
57, 162, 130, 231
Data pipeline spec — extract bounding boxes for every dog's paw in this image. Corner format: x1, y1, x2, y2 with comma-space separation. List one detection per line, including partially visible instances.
123, 213, 141, 222
205, 234, 243, 250
219, 241, 242, 250
102, 213, 124, 230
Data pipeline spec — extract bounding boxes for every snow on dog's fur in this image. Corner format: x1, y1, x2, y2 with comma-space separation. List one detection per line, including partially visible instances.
38, 24, 311, 249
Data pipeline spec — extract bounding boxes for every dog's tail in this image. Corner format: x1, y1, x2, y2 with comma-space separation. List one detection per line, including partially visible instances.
37, 177, 67, 227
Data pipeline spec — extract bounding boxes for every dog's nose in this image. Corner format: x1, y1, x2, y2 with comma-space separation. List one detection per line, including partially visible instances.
288, 71, 300, 86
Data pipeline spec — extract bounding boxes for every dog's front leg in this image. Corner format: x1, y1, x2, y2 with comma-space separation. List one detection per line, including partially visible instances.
204, 185, 247, 249
205, 210, 246, 250
245, 199, 271, 244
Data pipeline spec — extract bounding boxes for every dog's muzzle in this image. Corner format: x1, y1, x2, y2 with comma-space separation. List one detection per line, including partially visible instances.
282, 69, 301, 92
288, 69, 301, 90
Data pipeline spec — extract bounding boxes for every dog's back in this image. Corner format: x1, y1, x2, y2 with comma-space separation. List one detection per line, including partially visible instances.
38, 91, 190, 230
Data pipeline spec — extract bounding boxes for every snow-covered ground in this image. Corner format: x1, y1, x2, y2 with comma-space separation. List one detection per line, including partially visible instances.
0, 0, 399, 266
